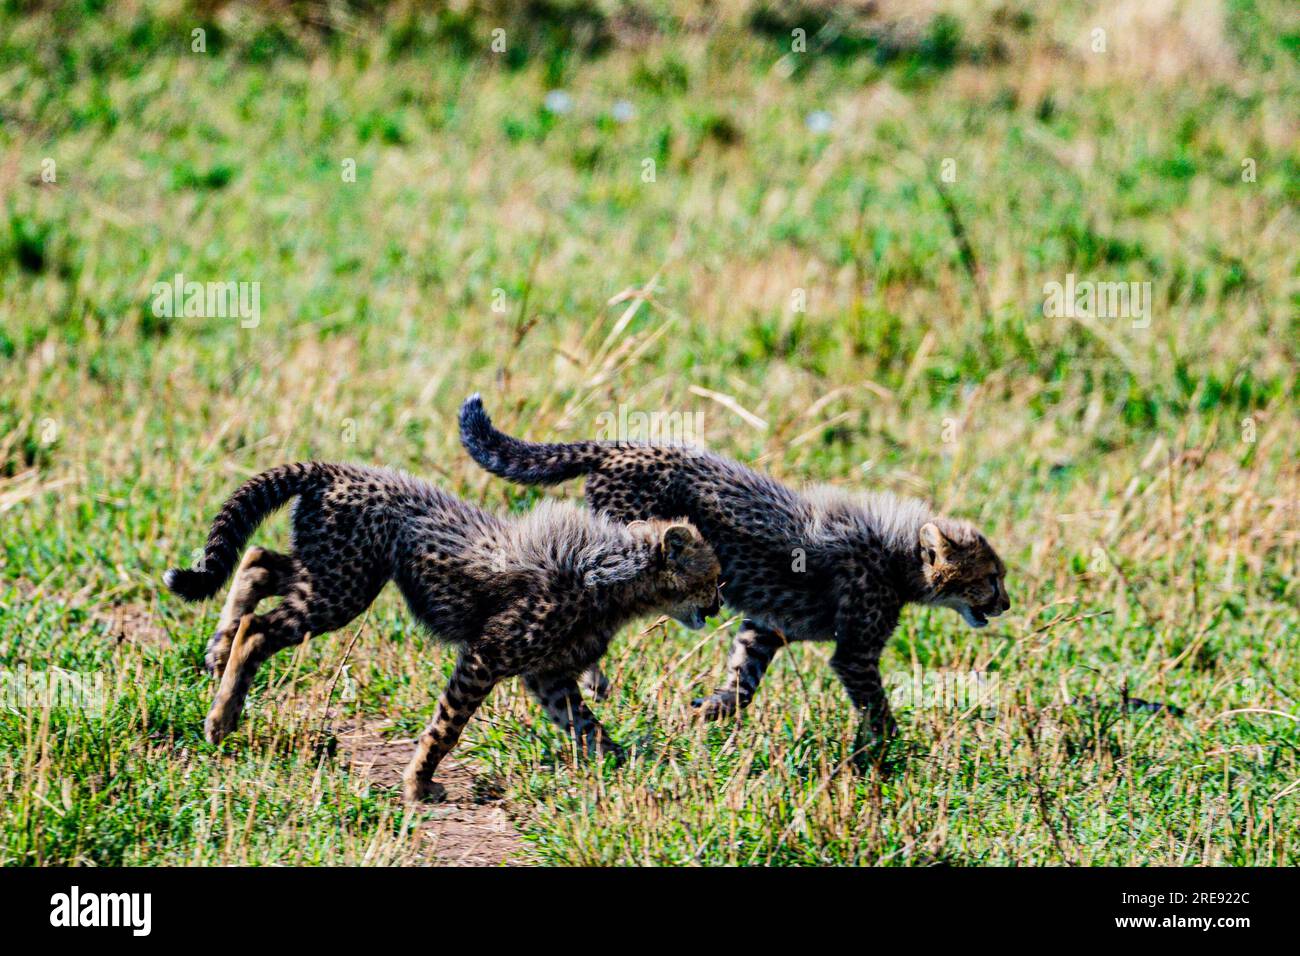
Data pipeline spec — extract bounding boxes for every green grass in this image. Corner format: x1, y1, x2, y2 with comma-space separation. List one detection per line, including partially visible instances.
1, 0, 1297, 865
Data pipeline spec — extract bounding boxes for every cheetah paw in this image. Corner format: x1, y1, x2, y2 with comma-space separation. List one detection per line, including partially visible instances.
204, 703, 239, 745
401, 776, 448, 804
691, 693, 742, 721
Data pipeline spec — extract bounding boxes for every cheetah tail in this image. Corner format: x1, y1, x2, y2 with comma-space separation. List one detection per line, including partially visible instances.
459, 393, 606, 486
163, 462, 321, 601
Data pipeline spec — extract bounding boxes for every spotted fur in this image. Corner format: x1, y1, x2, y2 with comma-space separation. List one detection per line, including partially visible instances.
165, 462, 720, 801
460, 396, 1010, 752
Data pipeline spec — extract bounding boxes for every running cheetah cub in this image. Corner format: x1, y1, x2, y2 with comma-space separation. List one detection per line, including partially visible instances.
164, 462, 720, 802
460, 396, 1010, 755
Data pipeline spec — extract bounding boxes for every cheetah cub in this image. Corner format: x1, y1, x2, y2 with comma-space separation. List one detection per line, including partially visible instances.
164, 462, 720, 801
460, 396, 1010, 754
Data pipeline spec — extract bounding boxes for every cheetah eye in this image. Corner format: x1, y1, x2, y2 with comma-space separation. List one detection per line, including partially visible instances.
988, 574, 999, 589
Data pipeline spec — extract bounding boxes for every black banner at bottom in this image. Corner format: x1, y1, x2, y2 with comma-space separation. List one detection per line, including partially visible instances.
0, 866, 1280, 943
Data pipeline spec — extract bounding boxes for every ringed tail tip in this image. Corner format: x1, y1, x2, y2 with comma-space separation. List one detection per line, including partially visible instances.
459, 393, 493, 441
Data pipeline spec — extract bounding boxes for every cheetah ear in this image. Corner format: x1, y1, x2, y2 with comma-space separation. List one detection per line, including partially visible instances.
660, 523, 695, 568
918, 522, 951, 567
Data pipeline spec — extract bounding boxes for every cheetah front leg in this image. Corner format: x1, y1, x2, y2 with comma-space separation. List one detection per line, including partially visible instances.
525, 673, 625, 763
578, 662, 612, 700
401, 651, 499, 803
830, 598, 902, 768
692, 619, 786, 720
830, 640, 897, 767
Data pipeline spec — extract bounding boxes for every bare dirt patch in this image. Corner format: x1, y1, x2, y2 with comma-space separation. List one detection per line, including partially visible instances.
333, 717, 530, 866
97, 601, 172, 649
5, 577, 172, 649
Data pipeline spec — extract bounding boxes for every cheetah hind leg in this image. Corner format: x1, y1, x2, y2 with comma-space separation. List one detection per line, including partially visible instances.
205, 547, 295, 677
204, 598, 310, 745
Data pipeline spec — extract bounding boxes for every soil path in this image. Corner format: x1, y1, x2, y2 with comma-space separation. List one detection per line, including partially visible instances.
334, 718, 530, 866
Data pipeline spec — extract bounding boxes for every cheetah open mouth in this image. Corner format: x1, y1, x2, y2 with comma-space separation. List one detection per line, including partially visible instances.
959, 606, 989, 628
674, 609, 708, 630
674, 593, 720, 630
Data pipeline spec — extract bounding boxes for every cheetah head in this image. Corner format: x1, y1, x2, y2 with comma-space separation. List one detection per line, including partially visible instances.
640, 521, 722, 630
917, 520, 1010, 628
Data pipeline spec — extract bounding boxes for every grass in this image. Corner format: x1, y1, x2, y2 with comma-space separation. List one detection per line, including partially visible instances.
1, 0, 1297, 865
